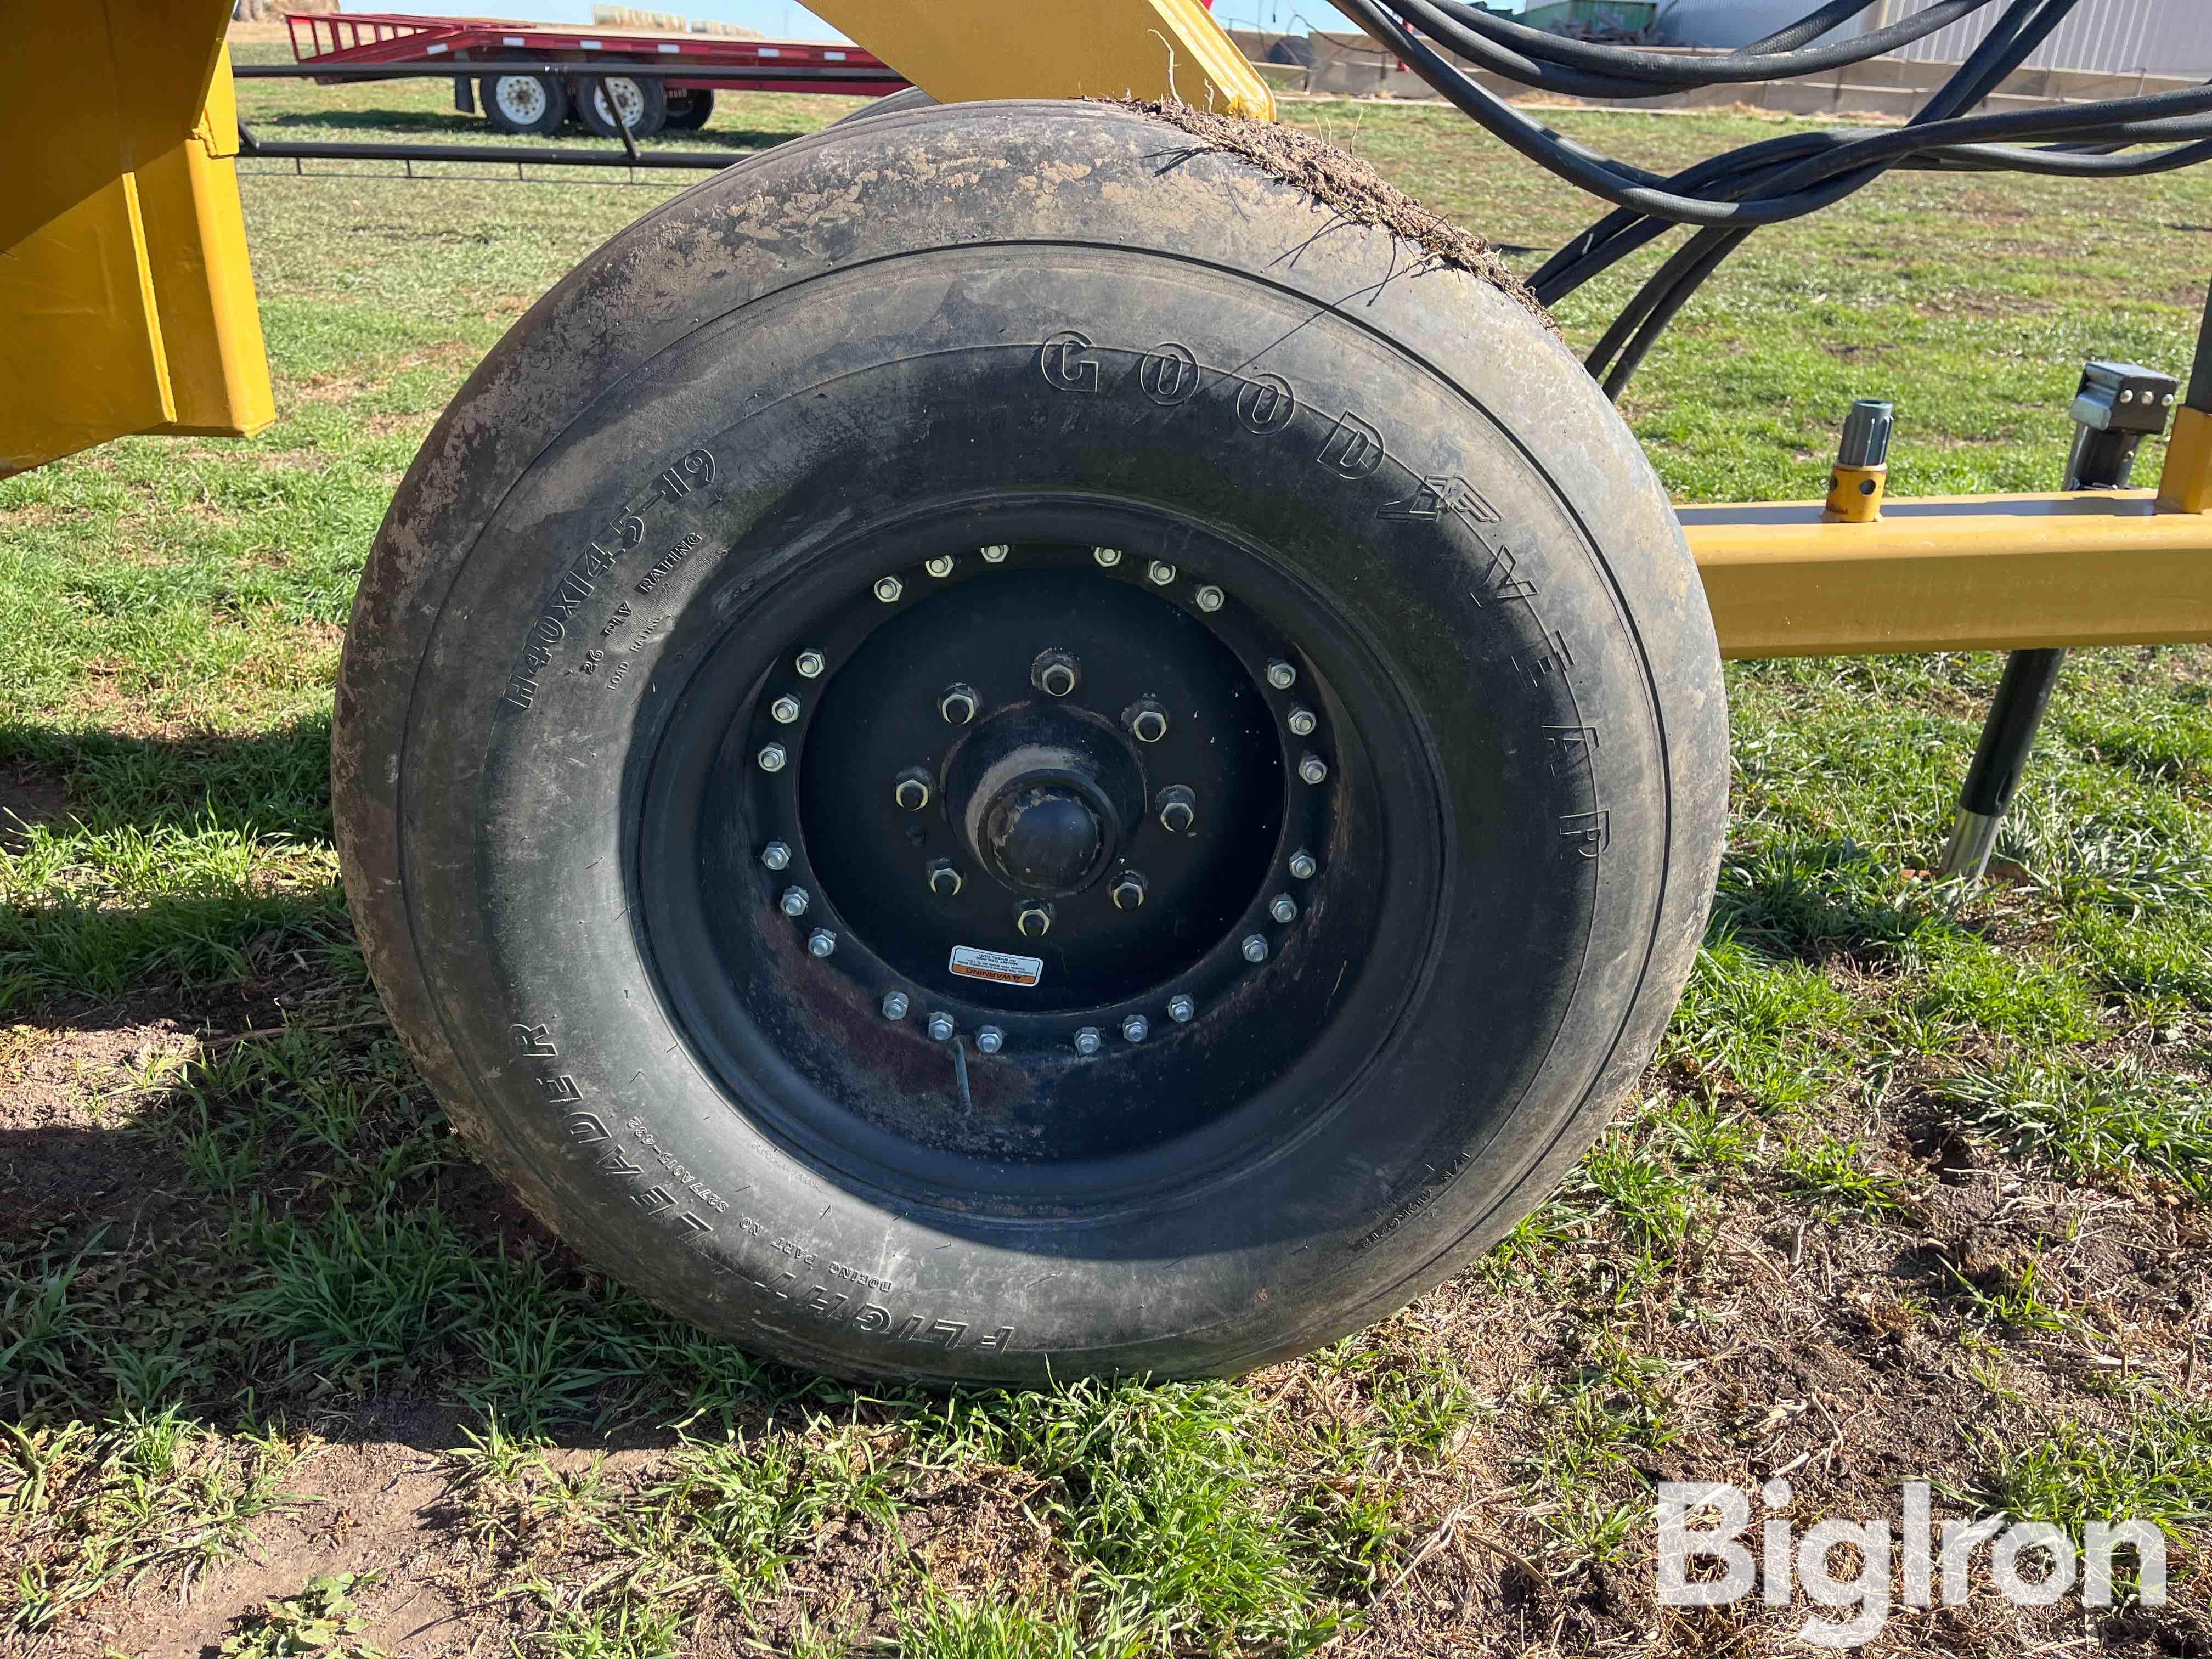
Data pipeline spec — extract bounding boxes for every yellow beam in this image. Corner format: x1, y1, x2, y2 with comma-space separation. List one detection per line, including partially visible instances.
1682, 492, 2212, 659
802, 0, 1276, 119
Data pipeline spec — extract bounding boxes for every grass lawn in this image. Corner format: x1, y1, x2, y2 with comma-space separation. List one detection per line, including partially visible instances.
3, 46, 2209, 1657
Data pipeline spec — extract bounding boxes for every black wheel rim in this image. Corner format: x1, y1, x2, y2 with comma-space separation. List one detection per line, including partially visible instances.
635, 498, 1450, 1216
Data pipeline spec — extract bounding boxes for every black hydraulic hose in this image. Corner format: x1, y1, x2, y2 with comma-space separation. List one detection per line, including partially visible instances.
1741, 0, 1884, 54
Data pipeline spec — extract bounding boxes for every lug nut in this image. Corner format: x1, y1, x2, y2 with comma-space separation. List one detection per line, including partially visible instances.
1110, 871, 1148, 911
874, 575, 903, 603
1195, 584, 1224, 613
795, 649, 826, 678
1126, 700, 1169, 743
1266, 659, 1297, 690
1241, 932, 1269, 963
760, 840, 792, 871
939, 684, 979, 725
1289, 849, 1318, 881
894, 771, 932, 811
928, 1011, 955, 1042
758, 743, 787, 772
980, 544, 1009, 563
1168, 993, 1195, 1023
1017, 902, 1053, 939
882, 990, 910, 1019
1269, 894, 1298, 924
1074, 1026, 1102, 1056
1032, 650, 1080, 698
1299, 754, 1329, 786
1147, 561, 1177, 585
1287, 706, 1317, 736
1121, 1014, 1149, 1043
926, 554, 955, 578
771, 694, 802, 725
780, 887, 810, 917
807, 928, 837, 958
1156, 785, 1197, 834
1093, 546, 1123, 568
927, 859, 963, 897
976, 1025, 1005, 1054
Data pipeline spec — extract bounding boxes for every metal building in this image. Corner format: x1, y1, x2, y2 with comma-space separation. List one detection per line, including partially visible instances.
1660, 0, 2212, 77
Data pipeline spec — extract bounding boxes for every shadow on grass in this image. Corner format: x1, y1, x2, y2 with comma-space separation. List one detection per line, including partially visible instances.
0, 716, 335, 846
252, 106, 804, 154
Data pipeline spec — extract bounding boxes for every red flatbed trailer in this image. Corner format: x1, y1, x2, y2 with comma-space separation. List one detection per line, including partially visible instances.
284, 10, 909, 129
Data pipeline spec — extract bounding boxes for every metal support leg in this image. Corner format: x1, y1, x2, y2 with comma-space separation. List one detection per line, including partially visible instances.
1934, 358, 2180, 883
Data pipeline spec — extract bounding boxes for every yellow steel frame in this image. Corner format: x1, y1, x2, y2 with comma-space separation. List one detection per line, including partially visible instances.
4, 0, 2205, 663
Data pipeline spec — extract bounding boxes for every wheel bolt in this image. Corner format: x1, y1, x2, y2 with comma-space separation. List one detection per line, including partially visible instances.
1147, 561, 1177, 586
771, 695, 802, 725
1017, 902, 1053, 939
926, 555, 955, 578
1299, 754, 1329, 786
1269, 893, 1298, 924
976, 1025, 1005, 1054
927, 859, 963, 897
1032, 650, 1080, 698
1126, 700, 1169, 743
939, 684, 979, 725
1110, 871, 1148, 911
795, 649, 826, 678
928, 1011, 955, 1042
1289, 849, 1318, 881
1288, 706, 1317, 736
1195, 584, 1224, 613
980, 544, 1009, 563
1093, 546, 1122, 568
1074, 1026, 1102, 1056
758, 743, 787, 772
1267, 659, 1297, 690
1121, 1014, 1149, 1043
1241, 932, 1268, 963
780, 887, 810, 917
874, 575, 903, 603
882, 990, 909, 1019
1168, 993, 1195, 1023
760, 840, 792, 871
894, 771, 932, 811
807, 928, 837, 958
1156, 785, 1197, 834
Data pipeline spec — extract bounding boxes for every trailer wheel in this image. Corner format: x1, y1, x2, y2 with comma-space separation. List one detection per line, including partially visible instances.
479, 72, 565, 136
335, 101, 1726, 1383
664, 88, 714, 130
577, 70, 666, 140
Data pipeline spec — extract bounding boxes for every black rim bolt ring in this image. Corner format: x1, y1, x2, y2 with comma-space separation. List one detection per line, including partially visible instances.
881, 990, 909, 1019
1110, 871, 1148, 910
1017, 902, 1053, 939
939, 684, 979, 725
1266, 659, 1297, 690
1147, 561, 1176, 586
1289, 849, 1318, 880
1195, 584, 1224, 613
926, 555, 955, 578
1093, 546, 1123, 568
1288, 707, 1317, 736
780, 887, 810, 917
1168, 993, 1195, 1023
980, 544, 1009, 563
928, 1012, 955, 1041
758, 743, 787, 772
1241, 932, 1268, 963
759, 840, 791, 871
874, 575, 903, 602
1156, 785, 1197, 834
1032, 650, 1080, 697
1122, 1014, 1149, 1043
807, 928, 837, 958
927, 859, 963, 897
795, 648, 826, 678
771, 695, 802, 725
1074, 1026, 1102, 1056
894, 771, 932, 811
1269, 894, 1297, 924
1299, 754, 1329, 785
976, 1025, 1005, 1054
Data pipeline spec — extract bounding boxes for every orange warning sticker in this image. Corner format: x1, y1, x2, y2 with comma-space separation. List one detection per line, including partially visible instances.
949, 945, 1043, 987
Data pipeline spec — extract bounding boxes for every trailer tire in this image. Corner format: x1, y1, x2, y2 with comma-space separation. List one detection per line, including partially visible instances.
479, 72, 566, 137
576, 69, 667, 140
829, 84, 935, 126
335, 100, 1726, 1383
664, 88, 714, 130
